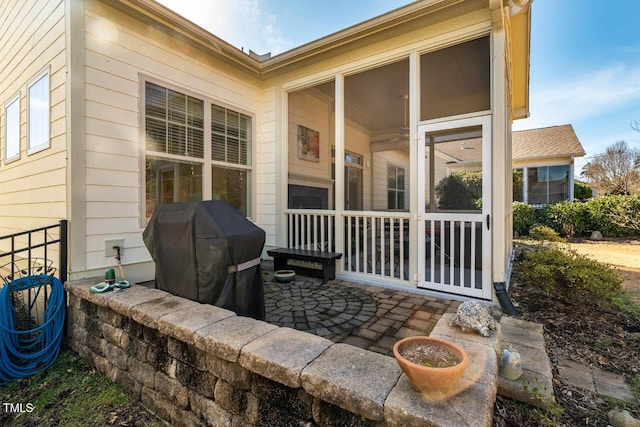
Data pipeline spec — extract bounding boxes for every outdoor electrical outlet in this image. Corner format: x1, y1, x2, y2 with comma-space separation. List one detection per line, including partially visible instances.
105, 239, 125, 257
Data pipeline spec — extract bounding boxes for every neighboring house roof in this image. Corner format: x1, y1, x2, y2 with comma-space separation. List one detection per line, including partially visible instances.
434, 124, 586, 166
512, 124, 586, 161
436, 138, 483, 164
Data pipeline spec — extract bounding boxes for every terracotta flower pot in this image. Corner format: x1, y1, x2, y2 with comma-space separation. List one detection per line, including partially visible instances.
393, 336, 469, 393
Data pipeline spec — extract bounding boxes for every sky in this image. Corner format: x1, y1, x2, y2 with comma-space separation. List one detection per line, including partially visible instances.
156, 0, 640, 178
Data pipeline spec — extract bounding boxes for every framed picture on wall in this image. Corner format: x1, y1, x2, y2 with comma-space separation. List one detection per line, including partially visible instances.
297, 125, 320, 162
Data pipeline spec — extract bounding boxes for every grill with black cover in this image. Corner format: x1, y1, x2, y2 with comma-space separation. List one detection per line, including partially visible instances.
143, 201, 265, 320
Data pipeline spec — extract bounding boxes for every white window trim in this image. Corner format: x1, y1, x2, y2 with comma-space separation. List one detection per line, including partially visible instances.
387, 162, 405, 210
139, 76, 256, 225
524, 164, 572, 205
27, 67, 50, 155
4, 93, 20, 163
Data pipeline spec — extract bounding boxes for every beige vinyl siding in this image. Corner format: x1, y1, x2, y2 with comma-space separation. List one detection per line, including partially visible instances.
372, 150, 410, 210
0, 0, 66, 249
82, 0, 262, 276
256, 86, 277, 244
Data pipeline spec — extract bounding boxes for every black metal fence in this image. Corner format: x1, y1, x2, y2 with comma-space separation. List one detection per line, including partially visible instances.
0, 220, 68, 285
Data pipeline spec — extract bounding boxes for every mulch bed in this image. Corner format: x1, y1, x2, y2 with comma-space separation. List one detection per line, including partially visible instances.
493, 264, 640, 426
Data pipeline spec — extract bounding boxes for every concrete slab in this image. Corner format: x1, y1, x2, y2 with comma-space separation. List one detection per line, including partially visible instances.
592, 369, 638, 405
496, 317, 556, 409
500, 316, 545, 350
557, 359, 596, 392
498, 368, 555, 409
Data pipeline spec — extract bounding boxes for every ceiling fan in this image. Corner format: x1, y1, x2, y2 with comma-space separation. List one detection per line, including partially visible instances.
385, 94, 409, 144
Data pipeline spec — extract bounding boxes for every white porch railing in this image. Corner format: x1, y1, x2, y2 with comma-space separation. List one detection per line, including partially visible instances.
421, 215, 484, 295
343, 212, 411, 281
284, 210, 337, 252
283, 210, 411, 282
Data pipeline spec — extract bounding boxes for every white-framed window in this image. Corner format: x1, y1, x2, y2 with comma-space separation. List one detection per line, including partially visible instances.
143, 80, 253, 221
4, 94, 20, 162
387, 163, 405, 210
331, 148, 363, 210
526, 165, 570, 205
27, 69, 50, 154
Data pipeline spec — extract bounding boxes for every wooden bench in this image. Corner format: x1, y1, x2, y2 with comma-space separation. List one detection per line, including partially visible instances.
267, 248, 343, 284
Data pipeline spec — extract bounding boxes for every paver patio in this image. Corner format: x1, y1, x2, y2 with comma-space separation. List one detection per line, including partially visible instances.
262, 261, 461, 356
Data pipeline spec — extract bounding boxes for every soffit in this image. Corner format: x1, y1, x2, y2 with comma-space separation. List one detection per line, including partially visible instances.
509, 5, 531, 120
110, 0, 487, 79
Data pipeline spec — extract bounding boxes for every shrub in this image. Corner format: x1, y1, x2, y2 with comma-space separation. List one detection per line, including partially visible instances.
585, 195, 640, 237
513, 202, 535, 236
515, 247, 623, 307
435, 174, 478, 210
540, 202, 589, 237
573, 181, 592, 201
529, 224, 565, 242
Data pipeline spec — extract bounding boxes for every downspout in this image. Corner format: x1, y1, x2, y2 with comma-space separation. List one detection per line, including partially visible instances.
494, 282, 519, 316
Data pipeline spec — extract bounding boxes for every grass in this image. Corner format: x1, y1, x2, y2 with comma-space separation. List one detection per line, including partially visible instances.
0, 349, 164, 426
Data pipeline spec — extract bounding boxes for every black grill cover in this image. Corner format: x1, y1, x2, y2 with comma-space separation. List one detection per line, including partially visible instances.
143, 201, 265, 320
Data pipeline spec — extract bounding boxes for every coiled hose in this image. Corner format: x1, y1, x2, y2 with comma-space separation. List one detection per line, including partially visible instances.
0, 275, 66, 382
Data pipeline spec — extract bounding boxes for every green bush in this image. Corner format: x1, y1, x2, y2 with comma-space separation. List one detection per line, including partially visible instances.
513, 202, 535, 236
435, 174, 478, 210
573, 181, 592, 201
515, 247, 623, 307
585, 195, 640, 237
539, 202, 589, 237
522, 195, 640, 238
529, 224, 565, 242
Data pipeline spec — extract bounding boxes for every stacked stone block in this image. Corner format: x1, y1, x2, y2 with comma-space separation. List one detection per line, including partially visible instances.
66, 278, 497, 426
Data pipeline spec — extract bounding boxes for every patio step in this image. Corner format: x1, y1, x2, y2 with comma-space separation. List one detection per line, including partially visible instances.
497, 316, 555, 409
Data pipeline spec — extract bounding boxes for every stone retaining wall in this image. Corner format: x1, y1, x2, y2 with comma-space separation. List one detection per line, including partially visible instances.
65, 279, 498, 427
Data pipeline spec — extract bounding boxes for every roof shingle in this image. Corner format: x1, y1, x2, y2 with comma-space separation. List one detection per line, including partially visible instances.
512, 124, 585, 160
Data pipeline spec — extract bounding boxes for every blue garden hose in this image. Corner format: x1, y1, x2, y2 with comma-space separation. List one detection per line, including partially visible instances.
0, 275, 66, 382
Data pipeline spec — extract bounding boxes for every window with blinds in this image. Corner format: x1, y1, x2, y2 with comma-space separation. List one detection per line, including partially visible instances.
145, 82, 204, 158
142, 80, 253, 220
211, 104, 251, 165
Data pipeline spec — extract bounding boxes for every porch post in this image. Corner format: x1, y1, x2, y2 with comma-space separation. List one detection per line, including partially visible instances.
335, 74, 345, 269
523, 167, 529, 203
569, 161, 575, 201
491, 6, 509, 297
408, 51, 419, 285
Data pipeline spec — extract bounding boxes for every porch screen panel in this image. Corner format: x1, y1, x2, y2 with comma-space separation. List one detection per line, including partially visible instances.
287, 80, 335, 211
420, 36, 490, 121
424, 126, 483, 213
344, 58, 410, 213
424, 127, 484, 289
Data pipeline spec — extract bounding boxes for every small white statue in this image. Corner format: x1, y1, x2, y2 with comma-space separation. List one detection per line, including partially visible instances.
450, 301, 497, 337
499, 345, 523, 380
